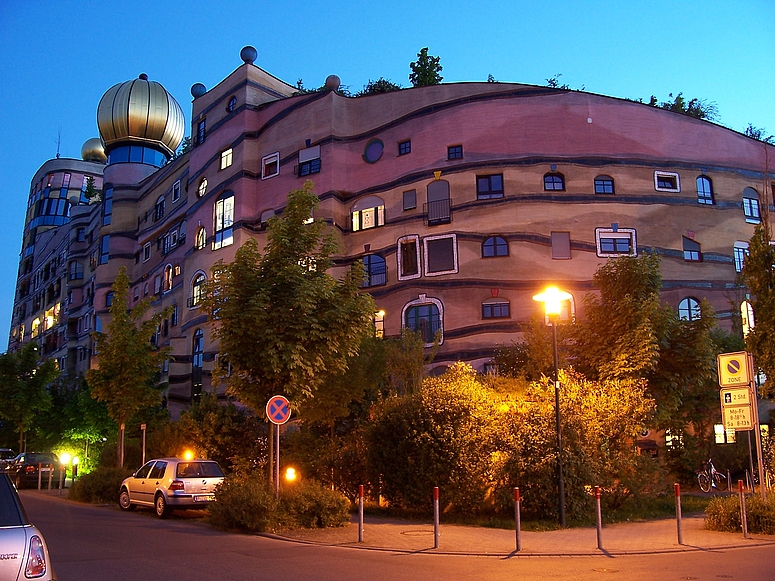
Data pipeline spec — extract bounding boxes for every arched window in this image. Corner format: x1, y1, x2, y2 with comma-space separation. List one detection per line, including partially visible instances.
197, 177, 208, 198
426, 180, 451, 225
594, 175, 615, 194
190, 272, 206, 307
213, 192, 234, 249
544, 173, 565, 191
163, 264, 173, 292
154, 196, 165, 221
678, 297, 701, 321
362, 254, 387, 287
195, 227, 207, 250
351, 196, 385, 231
191, 329, 203, 401
696, 176, 714, 205
743, 188, 760, 223
402, 295, 443, 345
482, 236, 508, 257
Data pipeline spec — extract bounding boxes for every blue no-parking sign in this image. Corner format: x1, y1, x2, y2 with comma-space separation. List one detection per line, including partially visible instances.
266, 395, 291, 425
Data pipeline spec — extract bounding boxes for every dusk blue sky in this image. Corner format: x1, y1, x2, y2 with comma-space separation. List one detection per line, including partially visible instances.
0, 1, 773, 349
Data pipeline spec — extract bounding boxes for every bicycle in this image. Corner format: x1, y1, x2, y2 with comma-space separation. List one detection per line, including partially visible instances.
697, 459, 727, 492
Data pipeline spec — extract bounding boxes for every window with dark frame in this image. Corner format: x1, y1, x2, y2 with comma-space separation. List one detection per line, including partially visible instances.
362, 254, 387, 287
600, 236, 631, 254
196, 119, 206, 146
172, 180, 181, 202
482, 236, 508, 257
594, 176, 615, 194
596, 227, 636, 257
197, 178, 208, 198
734, 245, 748, 273
425, 236, 456, 274
683, 237, 702, 262
154, 196, 165, 221
403, 189, 416, 210
743, 188, 761, 223
405, 303, 441, 343
477, 174, 504, 199
544, 173, 565, 191
298, 158, 321, 176
678, 297, 701, 321
696, 176, 714, 204
102, 186, 113, 225
99, 235, 110, 264
399, 140, 411, 155
482, 301, 510, 319
227, 96, 237, 112
447, 145, 463, 160
213, 193, 234, 249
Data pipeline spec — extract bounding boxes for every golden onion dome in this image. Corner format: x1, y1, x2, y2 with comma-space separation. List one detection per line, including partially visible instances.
81, 137, 107, 163
97, 74, 185, 156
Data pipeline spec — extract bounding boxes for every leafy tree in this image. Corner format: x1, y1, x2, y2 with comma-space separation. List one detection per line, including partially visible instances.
86, 267, 170, 467
0, 342, 58, 451
384, 328, 438, 395
648, 93, 718, 121
741, 223, 775, 397
171, 136, 192, 159
745, 124, 774, 144
487, 74, 497, 83
545, 73, 584, 91
409, 47, 443, 87
355, 77, 402, 96
494, 314, 568, 381
204, 180, 376, 414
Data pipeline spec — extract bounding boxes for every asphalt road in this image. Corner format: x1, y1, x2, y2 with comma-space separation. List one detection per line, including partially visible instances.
20, 491, 775, 581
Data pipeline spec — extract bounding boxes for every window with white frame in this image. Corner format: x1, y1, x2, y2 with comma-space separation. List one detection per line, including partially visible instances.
397, 235, 421, 280
424, 234, 458, 276
351, 196, 385, 231
220, 148, 233, 170
190, 272, 206, 307
262, 152, 279, 179
743, 188, 761, 223
402, 294, 443, 345
734, 242, 749, 273
163, 264, 173, 292
213, 193, 234, 249
654, 171, 680, 192
595, 227, 637, 257
143, 242, 151, 262
172, 180, 181, 203
154, 196, 165, 221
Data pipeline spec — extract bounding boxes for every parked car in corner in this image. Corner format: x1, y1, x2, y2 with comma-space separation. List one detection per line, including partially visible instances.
0, 473, 57, 581
6, 453, 59, 489
0, 448, 15, 470
119, 457, 225, 518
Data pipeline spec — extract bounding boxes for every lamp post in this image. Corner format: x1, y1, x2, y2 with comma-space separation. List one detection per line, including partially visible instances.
533, 286, 572, 528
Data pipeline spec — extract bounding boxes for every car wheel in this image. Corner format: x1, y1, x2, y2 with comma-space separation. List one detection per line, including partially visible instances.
118, 488, 135, 511
155, 493, 170, 518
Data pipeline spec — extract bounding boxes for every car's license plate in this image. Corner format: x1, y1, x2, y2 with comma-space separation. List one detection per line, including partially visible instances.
193, 494, 214, 502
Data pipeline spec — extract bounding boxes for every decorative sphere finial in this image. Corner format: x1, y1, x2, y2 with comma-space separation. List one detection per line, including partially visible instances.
325, 75, 341, 91
191, 83, 206, 98
240, 46, 257, 64
139, 73, 148, 80
81, 138, 106, 163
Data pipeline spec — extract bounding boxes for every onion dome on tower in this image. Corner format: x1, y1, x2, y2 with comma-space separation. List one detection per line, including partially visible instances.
97, 73, 184, 166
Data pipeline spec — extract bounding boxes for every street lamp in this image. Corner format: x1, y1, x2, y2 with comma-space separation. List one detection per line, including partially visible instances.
533, 286, 572, 528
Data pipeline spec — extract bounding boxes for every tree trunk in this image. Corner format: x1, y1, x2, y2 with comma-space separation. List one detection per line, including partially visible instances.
18, 425, 24, 454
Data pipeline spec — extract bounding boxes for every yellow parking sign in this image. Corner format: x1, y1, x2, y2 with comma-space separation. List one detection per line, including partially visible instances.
717, 351, 750, 387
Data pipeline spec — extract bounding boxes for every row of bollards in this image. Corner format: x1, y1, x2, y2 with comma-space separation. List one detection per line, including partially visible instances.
354, 481, 752, 550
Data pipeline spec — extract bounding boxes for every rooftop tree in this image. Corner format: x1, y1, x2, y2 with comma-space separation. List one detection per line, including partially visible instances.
409, 47, 443, 87
86, 267, 170, 467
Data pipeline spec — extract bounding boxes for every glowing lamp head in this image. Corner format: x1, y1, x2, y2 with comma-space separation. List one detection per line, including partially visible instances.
533, 286, 572, 317
183, 450, 194, 461
72, 456, 79, 466
284, 467, 297, 482
60, 453, 71, 465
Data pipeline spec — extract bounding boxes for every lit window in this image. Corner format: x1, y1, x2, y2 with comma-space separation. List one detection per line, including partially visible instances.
447, 145, 463, 160
654, 171, 680, 192
197, 178, 208, 198
195, 227, 207, 250
213, 193, 234, 249
154, 196, 165, 221
172, 180, 181, 202
424, 234, 457, 276
482, 300, 510, 319
362, 254, 387, 287
477, 174, 504, 199
351, 196, 385, 231
544, 173, 565, 191
482, 236, 508, 257
734, 242, 749, 273
262, 152, 280, 179
678, 297, 701, 321
190, 273, 206, 307
398, 235, 421, 280
399, 140, 411, 155
403, 295, 443, 345
164, 264, 173, 292
596, 227, 636, 257
220, 148, 233, 170
683, 237, 702, 262
594, 175, 615, 194
697, 176, 713, 204
143, 242, 151, 262
743, 188, 761, 223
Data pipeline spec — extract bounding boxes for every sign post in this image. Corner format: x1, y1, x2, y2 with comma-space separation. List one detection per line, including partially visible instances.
266, 395, 291, 499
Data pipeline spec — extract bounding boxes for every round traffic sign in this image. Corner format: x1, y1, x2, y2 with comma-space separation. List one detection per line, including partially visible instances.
266, 395, 291, 425
727, 359, 741, 375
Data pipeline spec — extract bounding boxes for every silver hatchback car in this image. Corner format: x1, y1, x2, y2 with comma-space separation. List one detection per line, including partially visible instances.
119, 458, 224, 518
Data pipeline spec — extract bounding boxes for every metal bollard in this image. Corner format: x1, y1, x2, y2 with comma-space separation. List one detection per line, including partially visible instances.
358, 484, 364, 543
433, 487, 440, 549
37, 463, 42, 490
595, 486, 603, 550
674, 483, 683, 545
739, 480, 749, 539
514, 487, 522, 552
47, 465, 53, 490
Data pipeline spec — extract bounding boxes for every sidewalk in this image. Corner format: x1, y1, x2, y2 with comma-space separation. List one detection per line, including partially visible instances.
277, 513, 775, 556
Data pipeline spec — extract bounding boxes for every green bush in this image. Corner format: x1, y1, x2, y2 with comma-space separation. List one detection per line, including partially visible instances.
705, 494, 775, 535
208, 476, 349, 533
69, 466, 133, 504
281, 480, 350, 528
